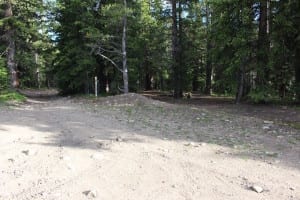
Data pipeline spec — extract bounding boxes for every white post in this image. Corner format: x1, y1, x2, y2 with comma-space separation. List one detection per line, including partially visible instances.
95, 76, 98, 97
36, 68, 40, 89
106, 80, 109, 93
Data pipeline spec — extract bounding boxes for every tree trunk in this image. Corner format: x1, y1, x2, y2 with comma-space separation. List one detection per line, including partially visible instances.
122, 0, 128, 94
295, 46, 300, 102
159, 72, 164, 90
192, 55, 202, 92
291, 0, 300, 102
235, 63, 245, 104
178, 1, 183, 96
257, 0, 270, 86
205, 42, 212, 95
204, 3, 212, 95
192, 65, 199, 92
4, 1, 18, 89
171, 0, 182, 98
143, 48, 152, 90
144, 73, 152, 90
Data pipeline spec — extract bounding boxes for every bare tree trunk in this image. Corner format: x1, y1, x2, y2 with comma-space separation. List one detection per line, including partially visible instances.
290, 0, 300, 102
122, 0, 128, 94
204, 3, 212, 95
171, 0, 178, 97
4, 1, 18, 89
171, 0, 182, 98
178, 1, 183, 96
257, 0, 270, 86
235, 63, 245, 104
205, 43, 212, 95
295, 46, 300, 102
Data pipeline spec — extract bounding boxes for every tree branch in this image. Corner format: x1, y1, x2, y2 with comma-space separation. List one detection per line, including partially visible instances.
97, 46, 122, 55
95, 50, 123, 73
0, 48, 8, 57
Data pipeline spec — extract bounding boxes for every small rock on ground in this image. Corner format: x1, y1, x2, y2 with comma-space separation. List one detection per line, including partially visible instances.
263, 120, 274, 124
83, 190, 97, 198
184, 142, 199, 147
116, 136, 123, 142
250, 185, 264, 193
91, 153, 104, 160
22, 149, 36, 156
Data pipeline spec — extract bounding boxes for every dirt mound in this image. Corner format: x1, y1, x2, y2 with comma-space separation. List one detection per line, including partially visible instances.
19, 89, 59, 98
95, 93, 168, 107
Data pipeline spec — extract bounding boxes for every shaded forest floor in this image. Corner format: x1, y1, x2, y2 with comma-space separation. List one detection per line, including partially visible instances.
0, 90, 299, 200
142, 90, 300, 126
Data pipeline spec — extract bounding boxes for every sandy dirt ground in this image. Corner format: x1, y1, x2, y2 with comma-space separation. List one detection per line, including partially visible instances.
0, 93, 299, 200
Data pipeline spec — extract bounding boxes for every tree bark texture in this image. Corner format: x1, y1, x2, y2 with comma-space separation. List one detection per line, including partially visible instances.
235, 63, 245, 104
122, 0, 128, 93
293, 0, 300, 101
257, 0, 270, 86
295, 46, 300, 102
205, 42, 212, 95
4, 1, 19, 88
192, 64, 200, 92
171, 0, 182, 98
204, 3, 212, 95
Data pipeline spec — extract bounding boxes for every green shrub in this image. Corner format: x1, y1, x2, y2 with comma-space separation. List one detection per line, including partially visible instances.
0, 59, 8, 90
247, 87, 278, 103
0, 90, 26, 103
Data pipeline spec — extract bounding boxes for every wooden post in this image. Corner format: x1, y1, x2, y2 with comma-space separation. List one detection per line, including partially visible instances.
95, 76, 98, 97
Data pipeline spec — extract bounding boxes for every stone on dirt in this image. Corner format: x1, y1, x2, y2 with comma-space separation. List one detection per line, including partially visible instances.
184, 142, 199, 147
289, 187, 295, 191
263, 120, 274, 124
22, 149, 36, 156
91, 153, 104, 160
116, 136, 123, 142
265, 151, 278, 157
60, 156, 71, 161
83, 190, 97, 198
250, 185, 264, 193
200, 142, 207, 146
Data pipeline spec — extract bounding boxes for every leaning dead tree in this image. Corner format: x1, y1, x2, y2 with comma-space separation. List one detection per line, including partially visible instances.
91, 0, 128, 94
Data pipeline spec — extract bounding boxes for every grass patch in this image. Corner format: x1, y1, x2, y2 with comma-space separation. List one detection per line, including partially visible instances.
72, 92, 112, 100
288, 122, 300, 130
287, 138, 297, 145
265, 151, 279, 157
0, 90, 26, 103
295, 106, 300, 110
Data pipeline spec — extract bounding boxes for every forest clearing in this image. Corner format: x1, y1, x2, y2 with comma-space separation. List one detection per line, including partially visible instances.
1, 0, 300, 199
0, 92, 299, 200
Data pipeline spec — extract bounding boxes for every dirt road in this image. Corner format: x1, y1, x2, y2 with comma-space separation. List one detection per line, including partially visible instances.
0, 94, 299, 200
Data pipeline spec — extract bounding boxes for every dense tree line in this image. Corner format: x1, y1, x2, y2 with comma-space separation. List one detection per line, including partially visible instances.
0, 0, 299, 103
0, 0, 53, 89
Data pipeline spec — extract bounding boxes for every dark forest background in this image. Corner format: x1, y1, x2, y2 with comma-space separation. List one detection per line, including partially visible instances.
0, 0, 299, 103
